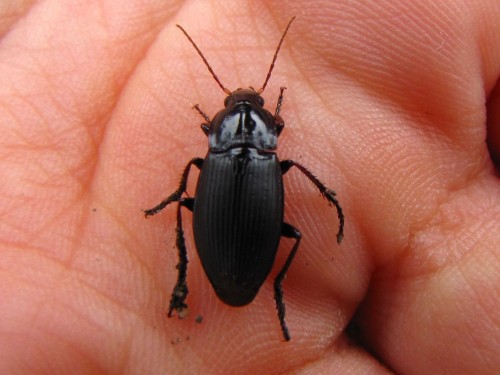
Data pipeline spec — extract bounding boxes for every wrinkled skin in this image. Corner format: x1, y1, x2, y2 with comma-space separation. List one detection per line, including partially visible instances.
0, 1, 499, 374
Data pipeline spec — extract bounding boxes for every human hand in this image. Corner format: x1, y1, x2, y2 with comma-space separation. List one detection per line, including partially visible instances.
0, 1, 498, 374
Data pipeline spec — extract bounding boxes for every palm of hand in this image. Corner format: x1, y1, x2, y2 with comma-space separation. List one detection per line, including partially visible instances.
0, 2, 499, 374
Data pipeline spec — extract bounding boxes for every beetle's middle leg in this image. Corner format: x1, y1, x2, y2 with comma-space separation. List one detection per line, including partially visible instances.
281, 160, 344, 243
144, 157, 203, 217
167, 197, 194, 318
274, 222, 302, 341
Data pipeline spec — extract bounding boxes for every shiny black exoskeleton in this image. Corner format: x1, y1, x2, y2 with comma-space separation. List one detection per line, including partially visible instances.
145, 17, 344, 341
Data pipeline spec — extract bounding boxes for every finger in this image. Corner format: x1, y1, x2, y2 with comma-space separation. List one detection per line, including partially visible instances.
330, 0, 500, 373
0, 1, 176, 248
0, 0, 35, 37
355, 177, 500, 375
0, 1, 181, 373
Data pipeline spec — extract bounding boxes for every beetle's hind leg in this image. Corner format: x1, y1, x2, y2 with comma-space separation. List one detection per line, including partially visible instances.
274, 222, 302, 341
168, 197, 194, 318
143, 158, 202, 317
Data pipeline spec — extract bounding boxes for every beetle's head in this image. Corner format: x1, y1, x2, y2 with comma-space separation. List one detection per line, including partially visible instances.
223, 88, 264, 109
207, 88, 282, 152
176, 17, 294, 151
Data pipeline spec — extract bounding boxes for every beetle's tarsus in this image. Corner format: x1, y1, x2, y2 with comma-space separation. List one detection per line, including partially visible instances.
166, 199, 193, 320
168, 282, 189, 318
193, 103, 211, 124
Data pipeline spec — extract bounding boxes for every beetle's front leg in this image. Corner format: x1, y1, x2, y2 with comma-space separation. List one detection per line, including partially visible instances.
168, 197, 194, 318
274, 86, 286, 117
274, 87, 286, 135
144, 157, 203, 217
193, 104, 211, 135
281, 160, 344, 243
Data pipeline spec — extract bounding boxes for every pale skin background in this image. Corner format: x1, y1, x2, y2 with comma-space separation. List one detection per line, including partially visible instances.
0, 0, 499, 374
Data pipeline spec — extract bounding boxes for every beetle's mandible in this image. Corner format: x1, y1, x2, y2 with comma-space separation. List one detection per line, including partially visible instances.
145, 16, 344, 341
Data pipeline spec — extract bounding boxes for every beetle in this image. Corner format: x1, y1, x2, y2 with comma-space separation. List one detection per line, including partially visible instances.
145, 17, 344, 341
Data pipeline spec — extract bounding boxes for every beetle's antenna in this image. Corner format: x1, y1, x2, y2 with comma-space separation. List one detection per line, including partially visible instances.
258, 16, 296, 94
176, 24, 232, 95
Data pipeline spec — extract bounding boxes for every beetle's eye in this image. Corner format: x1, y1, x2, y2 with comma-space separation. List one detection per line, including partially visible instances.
224, 96, 230, 106
257, 96, 264, 106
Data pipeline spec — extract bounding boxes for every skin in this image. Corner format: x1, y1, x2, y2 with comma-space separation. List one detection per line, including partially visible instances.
0, 0, 499, 374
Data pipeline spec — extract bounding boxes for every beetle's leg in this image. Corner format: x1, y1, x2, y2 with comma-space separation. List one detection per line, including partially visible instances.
281, 160, 344, 244
193, 104, 211, 135
193, 104, 211, 122
274, 87, 286, 135
144, 157, 203, 217
274, 87, 287, 117
168, 197, 194, 318
274, 222, 302, 341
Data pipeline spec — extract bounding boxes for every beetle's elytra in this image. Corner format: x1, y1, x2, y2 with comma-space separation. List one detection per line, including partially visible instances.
145, 17, 344, 341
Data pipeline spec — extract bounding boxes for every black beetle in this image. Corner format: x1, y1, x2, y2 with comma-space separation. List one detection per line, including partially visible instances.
145, 17, 344, 341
